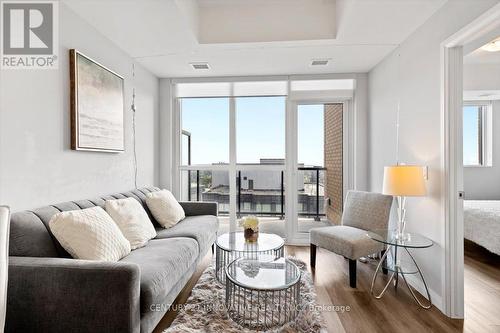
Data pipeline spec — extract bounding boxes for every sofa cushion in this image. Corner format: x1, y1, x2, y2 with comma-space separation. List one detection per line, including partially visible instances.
146, 190, 185, 228
88, 197, 106, 208
32, 206, 72, 257
120, 237, 199, 313
73, 200, 96, 209
129, 190, 160, 227
121, 191, 143, 203
8, 187, 164, 259
155, 215, 219, 254
49, 207, 131, 261
105, 198, 157, 250
9, 212, 59, 257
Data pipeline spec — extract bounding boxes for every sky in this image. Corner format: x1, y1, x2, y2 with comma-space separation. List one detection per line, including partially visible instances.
463, 106, 480, 165
183, 98, 477, 166
181, 97, 324, 166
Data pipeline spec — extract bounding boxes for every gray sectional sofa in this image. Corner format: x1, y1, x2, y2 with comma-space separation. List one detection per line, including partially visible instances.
5, 186, 219, 333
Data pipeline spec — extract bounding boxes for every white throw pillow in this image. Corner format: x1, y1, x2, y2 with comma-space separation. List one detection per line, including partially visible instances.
105, 198, 157, 249
49, 206, 131, 261
145, 189, 185, 228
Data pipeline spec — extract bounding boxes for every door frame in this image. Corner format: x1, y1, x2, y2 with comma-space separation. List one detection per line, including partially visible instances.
440, 2, 500, 318
286, 99, 353, 244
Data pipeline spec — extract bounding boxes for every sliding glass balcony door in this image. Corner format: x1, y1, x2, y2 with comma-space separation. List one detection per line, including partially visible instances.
286, 102, 345, 241
296, 104, 328, 234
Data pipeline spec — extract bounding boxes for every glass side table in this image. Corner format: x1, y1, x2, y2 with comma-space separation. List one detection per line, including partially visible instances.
366, 229, 433, 309
215, 232, 285, 283
225, 254, 301, 330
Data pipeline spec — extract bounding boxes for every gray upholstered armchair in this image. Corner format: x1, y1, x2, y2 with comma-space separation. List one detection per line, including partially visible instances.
0, 206, 10, 331
310, 191, 393, 288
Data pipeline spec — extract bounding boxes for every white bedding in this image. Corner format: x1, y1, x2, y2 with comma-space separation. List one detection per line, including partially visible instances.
464, 200, 500, 255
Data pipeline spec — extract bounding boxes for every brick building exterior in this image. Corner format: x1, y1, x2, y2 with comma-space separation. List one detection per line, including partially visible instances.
324, 104, 343, 224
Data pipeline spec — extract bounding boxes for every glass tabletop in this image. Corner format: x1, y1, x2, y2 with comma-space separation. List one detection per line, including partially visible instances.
216, 232, 285, 252
226, 254, 301, 290
381, 251, 419, 274
366, 229, 433, 248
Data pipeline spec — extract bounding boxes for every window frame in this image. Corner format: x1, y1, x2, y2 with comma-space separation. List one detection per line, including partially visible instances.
463, 101, 493, 168
171, 75, 356, 243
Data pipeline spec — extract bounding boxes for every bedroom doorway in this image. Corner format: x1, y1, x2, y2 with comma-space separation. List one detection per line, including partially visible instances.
461, 31, 500, 329
441, 2, 500, 320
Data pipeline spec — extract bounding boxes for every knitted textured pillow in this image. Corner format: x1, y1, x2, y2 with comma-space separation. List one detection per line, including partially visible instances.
49, 206, 131, 261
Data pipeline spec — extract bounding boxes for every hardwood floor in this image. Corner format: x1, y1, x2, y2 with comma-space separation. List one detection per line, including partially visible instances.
463, 240, 500, 333
154, 243, 500, 333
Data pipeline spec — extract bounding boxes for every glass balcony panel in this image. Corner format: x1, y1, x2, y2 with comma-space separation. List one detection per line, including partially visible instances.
236, 169, 285, 219
297, 168, 328, 233
180, 170, 230, 218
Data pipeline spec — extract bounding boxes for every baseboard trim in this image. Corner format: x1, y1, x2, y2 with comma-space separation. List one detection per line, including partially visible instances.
404, 274, 444, 315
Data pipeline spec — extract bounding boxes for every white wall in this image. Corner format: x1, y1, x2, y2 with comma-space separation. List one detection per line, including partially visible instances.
464, 63, 500, 90
368, 0, 499, 312
463, 63, 500, 199
159, 79, 173, 191
354, 75, 369, 191
0, 3, 160, 211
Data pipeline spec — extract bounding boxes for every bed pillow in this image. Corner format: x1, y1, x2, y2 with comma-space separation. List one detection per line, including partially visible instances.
49, 206, 131, 261
105, 197, 157, 249
145, 189, 185, 228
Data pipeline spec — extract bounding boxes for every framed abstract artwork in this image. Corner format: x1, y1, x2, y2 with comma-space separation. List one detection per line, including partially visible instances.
70, 49, 124, 152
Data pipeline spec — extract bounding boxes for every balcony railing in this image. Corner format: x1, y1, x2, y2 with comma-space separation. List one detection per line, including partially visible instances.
182, 167, 326, 221
296, 167, 326, 221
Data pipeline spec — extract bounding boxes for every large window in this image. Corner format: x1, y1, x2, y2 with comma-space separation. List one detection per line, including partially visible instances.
463, 103, 492, 166
181, 98, 229, 165
175, 79, 352, 240
236, 96, 286, 164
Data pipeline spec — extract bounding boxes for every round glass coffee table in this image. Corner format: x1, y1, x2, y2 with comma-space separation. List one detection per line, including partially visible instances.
366, 229, 433, 309
215, 232, 285, 283
225, 254, 301, 330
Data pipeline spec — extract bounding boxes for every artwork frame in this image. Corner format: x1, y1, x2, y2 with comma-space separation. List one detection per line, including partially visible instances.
70, 49, 125, 152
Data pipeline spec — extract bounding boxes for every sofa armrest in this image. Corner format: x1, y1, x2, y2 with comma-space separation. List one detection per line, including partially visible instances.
6, 256, 141, 333
179, 201, 218, 216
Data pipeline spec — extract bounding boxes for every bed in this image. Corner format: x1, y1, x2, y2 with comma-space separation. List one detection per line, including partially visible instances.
464, 200, 500, 255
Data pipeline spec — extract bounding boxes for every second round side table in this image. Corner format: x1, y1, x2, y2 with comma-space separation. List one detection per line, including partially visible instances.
215, 232, 285, 283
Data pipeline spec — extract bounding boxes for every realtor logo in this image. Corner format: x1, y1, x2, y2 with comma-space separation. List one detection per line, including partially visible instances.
1, 1, 58, 69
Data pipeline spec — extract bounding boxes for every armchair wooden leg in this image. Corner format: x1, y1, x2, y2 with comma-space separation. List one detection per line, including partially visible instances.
349, 259, 357, 288
310, 244, 317, 269
381, 250, 388, 275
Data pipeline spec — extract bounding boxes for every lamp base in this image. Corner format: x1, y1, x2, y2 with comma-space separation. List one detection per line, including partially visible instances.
395, 196, 410, 242
393, 231, 411, 242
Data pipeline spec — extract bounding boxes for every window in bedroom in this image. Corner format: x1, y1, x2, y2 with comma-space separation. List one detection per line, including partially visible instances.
463, 102, 492, 167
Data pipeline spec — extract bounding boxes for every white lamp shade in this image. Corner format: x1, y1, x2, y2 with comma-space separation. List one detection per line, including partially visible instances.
382, 165, 426, 196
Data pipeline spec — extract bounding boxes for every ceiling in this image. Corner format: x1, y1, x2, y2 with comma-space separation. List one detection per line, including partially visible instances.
62, 0, 447, 78
464, 90, 500, 100
464, 38, 500, 65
